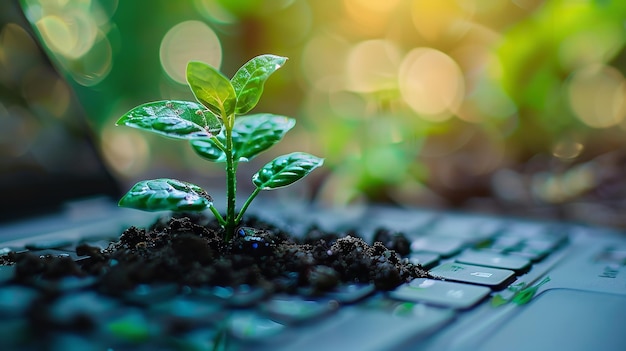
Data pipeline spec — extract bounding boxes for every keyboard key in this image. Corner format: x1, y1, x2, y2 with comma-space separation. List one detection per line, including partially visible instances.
364, 207, 435, 234
49, 334, 104, 351
105, 309, 157, 344
170, 327, 223, 351
409, 253, 440, 269
229, 311, 285, 341
507, 245, 550, 261
504, 222, 548, 239
430, 262, 515, 289
196, 285, 268, 307
504, 223, 567, 246
123, 284, 179, 306
325, 283, 376, 304
423, 216, 502, 243
390, 278, 491, 309
259, 295, 339, 325
50, 291, 117, 325
456, 250, 531, 272
149, 296, 224, 322
526, 236, 563, 250
486, 235, 524, 252
33, 275, 98, 292
410, 236, 465, 257
0, 285, 39, 316
0, 265, 15, 284
0, 246, 18, 255
25, 239, 74, 250
283, 297, 454, 351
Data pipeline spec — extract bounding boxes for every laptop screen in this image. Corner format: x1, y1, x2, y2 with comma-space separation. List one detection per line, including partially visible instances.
0, 0, 120, 220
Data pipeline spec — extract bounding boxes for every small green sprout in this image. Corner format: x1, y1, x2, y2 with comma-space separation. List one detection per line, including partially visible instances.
491, 276, 551, 307
116, 54, 324, 241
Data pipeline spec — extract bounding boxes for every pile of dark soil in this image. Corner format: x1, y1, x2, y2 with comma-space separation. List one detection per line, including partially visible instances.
4, 214, 430, 296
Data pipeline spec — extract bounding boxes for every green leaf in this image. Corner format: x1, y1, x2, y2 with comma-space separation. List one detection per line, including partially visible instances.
116, 100, 222, 139
191, 113, 296, 162
490, 294, 510, 308
189, 138, 224, 162
119, 178, 212, 212
252, 152, 324, 190
187, 61, 236, 116
231, 54, 288, 115
490, 276, 551, 308
512, 276, 551, 305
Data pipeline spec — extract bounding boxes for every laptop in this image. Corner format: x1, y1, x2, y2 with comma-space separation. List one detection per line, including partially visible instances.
0, 0, 161, 243
2, 1, 626, 350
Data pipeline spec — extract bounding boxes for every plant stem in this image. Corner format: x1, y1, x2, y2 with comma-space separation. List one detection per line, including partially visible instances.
224, 113, 237, 241
207, 136, 228, 228
209, 204, 226, 226
235, 187, 260, 224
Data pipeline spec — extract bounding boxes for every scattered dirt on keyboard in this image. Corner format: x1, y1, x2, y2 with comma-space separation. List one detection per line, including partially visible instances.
5, 214, 430, 296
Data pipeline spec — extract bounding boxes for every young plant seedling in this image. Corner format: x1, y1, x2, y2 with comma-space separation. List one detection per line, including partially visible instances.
116, 54, 324, 241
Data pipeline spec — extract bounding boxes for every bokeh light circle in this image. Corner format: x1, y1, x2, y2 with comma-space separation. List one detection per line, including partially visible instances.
398, 48, 465, 121
192, 0, 237, 24
558, 23, 625, 70
69, 31, 113, 87
410, 0, 475, 42
0, 23, 39, 78
567, 64, 626, 128
36, 10, 98, 60
346, 39, 401, 93
160, 21, 222, 84
101, 125, 150, 177
343, 0, 402, 34
301, 33, 350, 91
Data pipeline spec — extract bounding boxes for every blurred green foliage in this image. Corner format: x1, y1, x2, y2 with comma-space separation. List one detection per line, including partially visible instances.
10, 0, 626, 220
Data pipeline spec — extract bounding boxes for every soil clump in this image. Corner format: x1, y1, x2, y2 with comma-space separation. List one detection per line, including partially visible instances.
4, 214, 430, 296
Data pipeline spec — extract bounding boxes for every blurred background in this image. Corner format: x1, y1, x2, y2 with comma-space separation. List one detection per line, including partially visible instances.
3, 0, 626, 227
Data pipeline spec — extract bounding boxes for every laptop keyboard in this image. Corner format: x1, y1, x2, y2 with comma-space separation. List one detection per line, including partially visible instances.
0, 207, 569, 351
